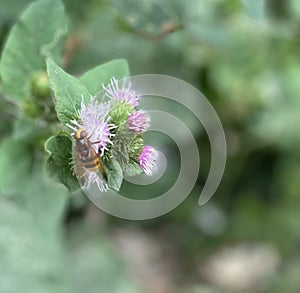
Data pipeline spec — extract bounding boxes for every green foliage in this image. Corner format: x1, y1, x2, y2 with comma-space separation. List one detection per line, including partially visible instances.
47, 58, 91, 124
103, 159, 123, 192
22, 70, 57, 121
1, 0, 300, 291
242, 0, 266, 19
29, 71, 52, 99
0, 138, 32, 195
46, 58, 132, 190
0, 197, 68, 293
66, 221, 140, 293
80, 59, 130, 95
0, 0, 67, 101
45, 133, 79, 192
0, 0, 33, 22
47, 58, 131, 124
0, 1, 140, 292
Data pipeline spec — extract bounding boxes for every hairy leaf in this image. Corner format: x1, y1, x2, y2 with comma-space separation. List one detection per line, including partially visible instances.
47, 59, 90, 124
0, 197, 69, 293
0, 138, 32, 196
0, 0, 68, 101
45, 133, 80, 192
80, 59, 130, 95
103, 159, 123, 192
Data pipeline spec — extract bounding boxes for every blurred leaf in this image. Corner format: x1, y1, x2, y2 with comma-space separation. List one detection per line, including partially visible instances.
290, 0, 300, 19
10, 118, 53, 156
104, 159, 123, 191
252, 64, 300, 150
0, 0, 34, 22
0, 197, 69, 293
0, 138, 32, 196
47, 59, 90, 124
80, 59, 130, 95
24, 169, 69, 231
0, 0, 68, 101
0, 144, 69, 292
45, 133, 80, 192
241, 0, 266, 20
0, 98, 15, 142
66, 222, 140, 293
12, 118, 34, 138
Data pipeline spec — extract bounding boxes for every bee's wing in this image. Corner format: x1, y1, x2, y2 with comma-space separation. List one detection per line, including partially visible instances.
98, 159, 108, 182
73, 145, 87, 187
73, 146, 108, 191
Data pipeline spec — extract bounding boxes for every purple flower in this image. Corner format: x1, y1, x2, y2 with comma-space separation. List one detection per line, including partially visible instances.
103, 77, 139, 107
68, 96, 115, 155
80, 168, 108, 192
138, 145, 158, 175
128, 110, 150, 134
67, 96, 116, 191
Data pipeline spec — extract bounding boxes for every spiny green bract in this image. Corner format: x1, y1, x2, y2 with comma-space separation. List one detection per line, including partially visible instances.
22, 71, 56, 122
108, 101, 133, 127
128, 136, 144, 162
28, 71, 51, 99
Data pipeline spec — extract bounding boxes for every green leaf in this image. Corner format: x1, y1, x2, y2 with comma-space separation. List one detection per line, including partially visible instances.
0, 197, 69, 293
66, 221, 140, 293
0, 99, 15, 142
47, 59, 91, 124
0, 147, 69, 292
79, 59, 130, 95
0, 138, 32, 196
0, 0, 33, 22
103, 159, 123, 192
0, 0, 68, 101
45, 134, 80, 192
242, 0, 266, 20
24, 167, 69, 231
12, 118, 37, 140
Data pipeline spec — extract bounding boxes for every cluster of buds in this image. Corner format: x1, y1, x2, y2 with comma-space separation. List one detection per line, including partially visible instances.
68, 77, 158, 191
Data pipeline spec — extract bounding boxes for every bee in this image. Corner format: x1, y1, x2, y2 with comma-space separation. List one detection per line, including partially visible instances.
73, 128, 107, 181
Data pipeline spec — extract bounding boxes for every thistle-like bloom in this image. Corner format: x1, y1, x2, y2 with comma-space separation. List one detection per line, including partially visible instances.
67, 96, 115, 191
103, 77, 139, 107
138, 145, 158, 175
128, 110, 150, 134
69, 96, 115, 155
80, 168, 108, 192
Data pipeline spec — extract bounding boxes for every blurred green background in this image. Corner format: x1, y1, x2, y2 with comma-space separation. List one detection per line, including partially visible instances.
0, 0, 300, 292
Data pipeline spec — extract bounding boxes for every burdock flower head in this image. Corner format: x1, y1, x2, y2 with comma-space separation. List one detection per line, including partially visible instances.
67, 96, 115, 191
103, 77, 139, 107
138, 145, 158, 175
128, 110, 150, 134
66, 78, 159, 193
102, 78, 158, 177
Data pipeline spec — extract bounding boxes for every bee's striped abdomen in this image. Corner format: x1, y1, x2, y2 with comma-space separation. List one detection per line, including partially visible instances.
82, 156, 100, 172
73, 128, 106, 176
